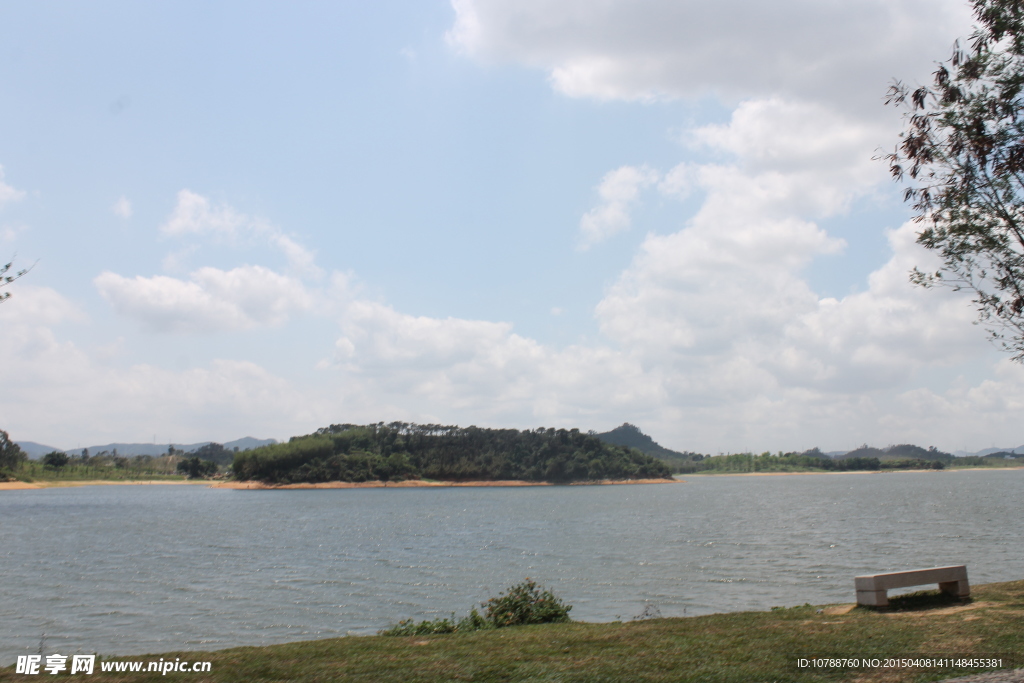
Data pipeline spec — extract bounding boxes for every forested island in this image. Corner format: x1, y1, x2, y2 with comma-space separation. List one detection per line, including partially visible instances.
231, 422, 673, 484
5, 422, 1022, 487
592, 424, 1024, 474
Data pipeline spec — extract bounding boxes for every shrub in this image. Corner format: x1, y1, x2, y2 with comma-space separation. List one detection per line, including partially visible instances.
484, 579, 572, 627
378, 609, 490, 636
379, 580, 571, 636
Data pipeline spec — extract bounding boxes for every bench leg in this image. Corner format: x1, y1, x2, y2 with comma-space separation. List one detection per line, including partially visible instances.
856, 589, 888, 607
939, 580, 970, 598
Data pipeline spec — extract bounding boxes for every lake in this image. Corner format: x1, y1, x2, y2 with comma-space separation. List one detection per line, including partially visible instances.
1, 469, 1022, 661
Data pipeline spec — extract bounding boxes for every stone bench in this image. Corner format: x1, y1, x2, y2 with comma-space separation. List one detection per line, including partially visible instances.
854, 565, 969, 607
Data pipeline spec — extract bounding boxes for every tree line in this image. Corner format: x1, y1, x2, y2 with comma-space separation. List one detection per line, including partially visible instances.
673, 450, 946, 474
663, 442, 1024, 474
232, 422, 672, 484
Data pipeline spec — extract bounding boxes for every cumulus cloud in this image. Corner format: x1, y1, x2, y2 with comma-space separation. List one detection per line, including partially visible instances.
448, 0, 970, 110
1, 287, 326, 446
160, 190, 320, 275
0, 165, 25, 207
287, 85, 1013, 451
95, 265, 313, 333
595, 99, 951, 386
312, 227, 1004, 452
15, 2, 1017, 453
579, 165, 658, 248
331, 298, 663, 423
160, 190, 248, 238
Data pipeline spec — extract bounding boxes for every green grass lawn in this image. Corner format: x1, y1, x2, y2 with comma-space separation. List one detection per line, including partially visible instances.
4, 581, 1022, 682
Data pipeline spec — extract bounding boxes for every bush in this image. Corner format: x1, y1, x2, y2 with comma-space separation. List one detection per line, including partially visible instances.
378, 609, 490, 636
484, 578, 572, 627
379, 579, 571, 636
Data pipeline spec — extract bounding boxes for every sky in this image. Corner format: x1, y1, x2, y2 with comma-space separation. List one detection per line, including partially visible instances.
2, 0, 1022, 454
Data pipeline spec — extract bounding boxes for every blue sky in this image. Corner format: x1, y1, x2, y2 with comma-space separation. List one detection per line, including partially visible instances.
3, 0, 1021, 454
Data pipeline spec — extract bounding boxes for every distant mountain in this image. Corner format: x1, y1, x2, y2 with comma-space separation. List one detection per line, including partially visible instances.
16, 437, 277, 459
836, 444, 953, 461
225, 436, 277, 452
594, 423, 700, 468
15, 441, 62, 458
970, 445, 1024, 456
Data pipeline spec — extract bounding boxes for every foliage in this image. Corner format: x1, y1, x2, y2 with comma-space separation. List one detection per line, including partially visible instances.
177, 457, 219, 478
683, 447, 958, 474
378, 610, 490, 637
189, 442, 235, 465
42, 450, 69, 469
232, 422, 672, 484
886, 0, 1024, 359
380, 579, 569, 636
10, 451, 183, 482
483, 578, 572, 627
0, 257, 32, 304
0, 429, 27, 474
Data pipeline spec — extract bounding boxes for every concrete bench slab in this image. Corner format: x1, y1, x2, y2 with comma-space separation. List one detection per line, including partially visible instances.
854, 565, 969, 607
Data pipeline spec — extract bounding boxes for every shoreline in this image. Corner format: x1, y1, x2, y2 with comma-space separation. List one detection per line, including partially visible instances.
0, 478, 206, 490
211, 477, 679, 490
30, 579, 1024, 683
683, 466, 1024, 477
5, 466, 1018, 489
0, 477, 679, 491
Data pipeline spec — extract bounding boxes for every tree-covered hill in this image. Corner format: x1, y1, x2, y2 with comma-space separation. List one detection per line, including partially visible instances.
838, 443, 954, 462
593, 423, 701, 467
232, 422, 673, 484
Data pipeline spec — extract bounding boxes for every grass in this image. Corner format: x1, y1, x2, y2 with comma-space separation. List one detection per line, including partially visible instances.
3, 580, 1022, 682
10, 461, 186, 483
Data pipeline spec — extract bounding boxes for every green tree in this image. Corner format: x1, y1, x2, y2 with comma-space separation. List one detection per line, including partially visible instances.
0, 429, 27, 473
177, 457, 218, 478
887, 0, 1024, 359
190, 442, 233, 465
42, 451, 69, 469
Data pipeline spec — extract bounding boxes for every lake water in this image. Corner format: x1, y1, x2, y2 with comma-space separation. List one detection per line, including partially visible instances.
1, 469, 1022, 661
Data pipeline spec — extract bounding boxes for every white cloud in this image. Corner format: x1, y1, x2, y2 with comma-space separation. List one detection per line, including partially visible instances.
236, 92, 1017, 451
112, 196, 133, 219
160, 190, 248, 238
160, 190, 321, 276
0, 165, 26, 207
578, 165, 658, 248
95, 265, 313, 333
0, 285, 85, 328
448, 0, 970, 110
0, 287, 325, 446
691, 98, 883, 177
330, 298, 663, 424
310, 227, 1010, 452
13, 3, 1022, 454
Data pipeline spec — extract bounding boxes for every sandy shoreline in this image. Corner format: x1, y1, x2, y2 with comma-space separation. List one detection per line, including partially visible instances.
0, 477, 679, 491
4, 466, 1018, 490
0, 479, 209, 490
211, 477, 679, 490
